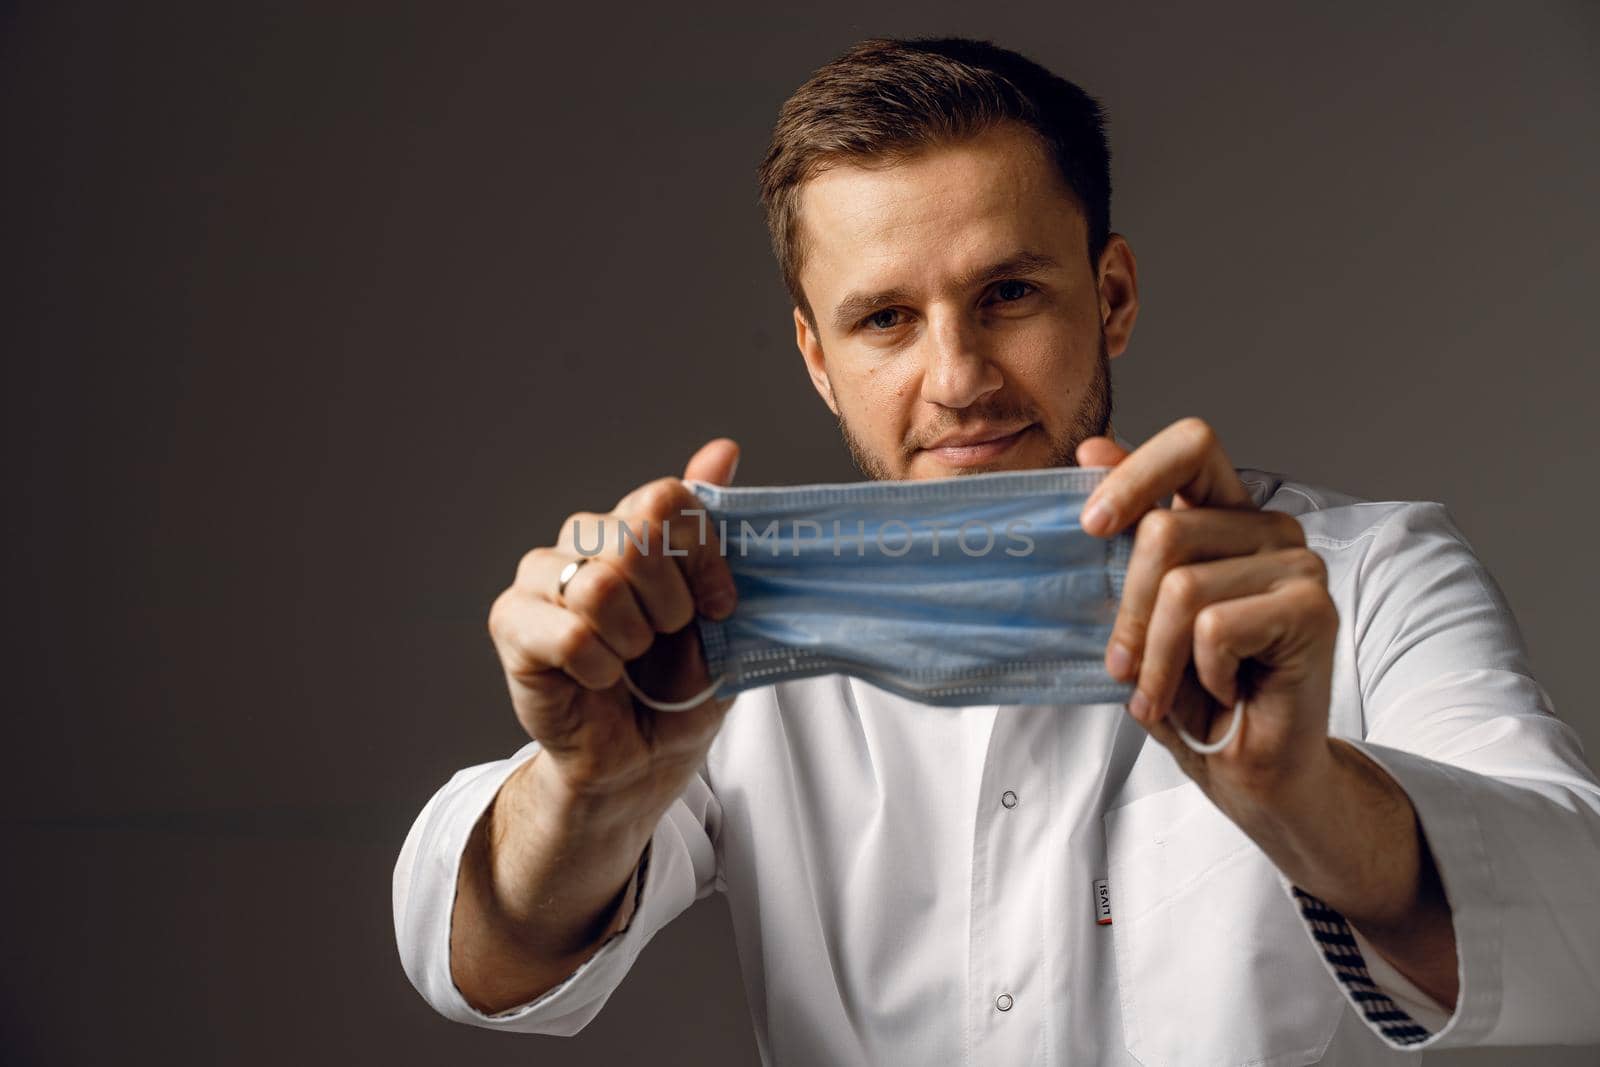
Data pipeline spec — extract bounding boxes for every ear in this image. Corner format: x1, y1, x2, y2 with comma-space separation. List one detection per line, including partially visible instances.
794, 306, 839, 416
1096, 233, 1140, 361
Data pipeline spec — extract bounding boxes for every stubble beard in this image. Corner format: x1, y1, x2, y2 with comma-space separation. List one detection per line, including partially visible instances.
837, 335, 1114, 481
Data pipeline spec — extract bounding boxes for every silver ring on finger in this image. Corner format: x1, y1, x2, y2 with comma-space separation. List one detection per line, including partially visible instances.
556, 557, 591, 600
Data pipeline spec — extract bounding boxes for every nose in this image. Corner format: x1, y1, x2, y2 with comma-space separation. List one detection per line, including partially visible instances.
918, 307, 1003, 409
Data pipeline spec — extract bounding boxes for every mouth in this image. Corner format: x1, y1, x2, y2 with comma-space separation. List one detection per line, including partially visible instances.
920, 424, 1034, 467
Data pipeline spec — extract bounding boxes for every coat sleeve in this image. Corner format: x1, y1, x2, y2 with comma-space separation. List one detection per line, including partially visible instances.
391, 740, 722, 1035
1288, 501, 1600, 1050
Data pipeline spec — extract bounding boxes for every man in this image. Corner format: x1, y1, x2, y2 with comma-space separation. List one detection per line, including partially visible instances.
393, 37, 1600, 1064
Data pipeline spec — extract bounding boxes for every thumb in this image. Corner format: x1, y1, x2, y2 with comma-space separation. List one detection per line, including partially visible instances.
684, 437, 740, 487
1075, 434, 1129, 468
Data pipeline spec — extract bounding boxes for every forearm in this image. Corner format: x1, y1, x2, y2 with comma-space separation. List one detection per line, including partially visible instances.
450, 750, 661, 1014
1221, 737, 1459, 1010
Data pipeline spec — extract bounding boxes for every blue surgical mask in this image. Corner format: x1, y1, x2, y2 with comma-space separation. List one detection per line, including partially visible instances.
621, 466, 1137, 711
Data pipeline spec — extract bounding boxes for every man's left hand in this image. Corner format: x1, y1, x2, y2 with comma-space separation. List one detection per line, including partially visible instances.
1077, 416, 1459, 1010
1076, 417, 1337, 814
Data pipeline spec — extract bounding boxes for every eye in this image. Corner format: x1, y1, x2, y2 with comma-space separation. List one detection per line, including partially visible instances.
862, 307, 903, 331
992, 279, 1036, 303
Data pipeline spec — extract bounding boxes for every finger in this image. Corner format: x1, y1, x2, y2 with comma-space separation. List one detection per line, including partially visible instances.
564, 501, 698, 633
1190, 574, 1337, 709
1074, 434, 1129, 469
684, 437, 740, 486
1080, 417, 1253, 536
655, 478, 740, 620
1129, 547, 1327, 725
572, 476, 736, 626
1106, 508, 1308, 682
620, 625, 735, 745
516, 547, 656, 662
489, 588, 624, 694
1137, 662, 1223, 761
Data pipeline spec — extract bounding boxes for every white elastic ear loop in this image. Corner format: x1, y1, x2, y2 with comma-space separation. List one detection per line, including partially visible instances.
622, 666, 728, 713
1174, 698, 1246, 755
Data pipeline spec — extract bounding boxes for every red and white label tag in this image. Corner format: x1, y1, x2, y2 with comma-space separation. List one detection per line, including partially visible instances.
1094, 878, 1113, 925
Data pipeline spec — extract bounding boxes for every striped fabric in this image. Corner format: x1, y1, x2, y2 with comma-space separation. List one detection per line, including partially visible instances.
1292, 887, 1433, 1047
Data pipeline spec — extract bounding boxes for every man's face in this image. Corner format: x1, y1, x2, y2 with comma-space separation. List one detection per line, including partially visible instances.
791, 122, 1139, 480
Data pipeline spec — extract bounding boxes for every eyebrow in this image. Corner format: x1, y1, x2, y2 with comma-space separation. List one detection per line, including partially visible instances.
828, 250, 1063, 334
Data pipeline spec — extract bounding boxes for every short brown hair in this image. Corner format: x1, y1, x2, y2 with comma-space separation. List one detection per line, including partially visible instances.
758, 36, 1113, 328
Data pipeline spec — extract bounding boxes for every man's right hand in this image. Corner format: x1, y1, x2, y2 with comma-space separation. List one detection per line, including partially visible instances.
488, 436, 741, 816
451, 438, 741, 1013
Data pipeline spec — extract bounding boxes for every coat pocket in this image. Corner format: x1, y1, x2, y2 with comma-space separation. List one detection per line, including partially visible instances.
1104, 782, 1344, 1067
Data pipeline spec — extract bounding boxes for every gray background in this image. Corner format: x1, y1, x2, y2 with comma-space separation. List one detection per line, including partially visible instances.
4, 1, 1597, 1064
